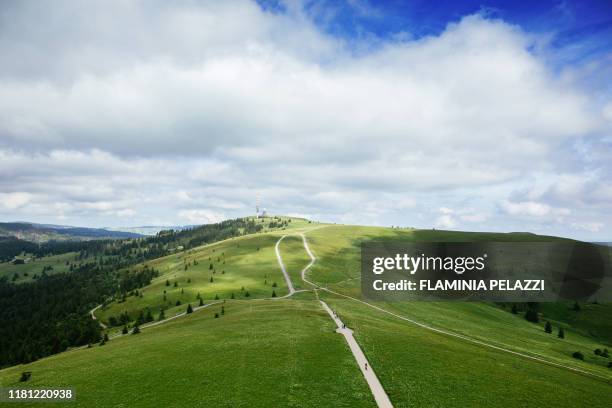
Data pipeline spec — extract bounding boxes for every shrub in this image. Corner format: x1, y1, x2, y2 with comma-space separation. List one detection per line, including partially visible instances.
525, 309, 539, 323
132, 325, 141, 335
572, 351, 584, 360
19, 372, 32, 382
122, 326, 128, 335
594, 348, 602, 356
545, 321, 552, 333
272, 290, 277, 298
214, 313, 219, 318
558, 327, 565, 339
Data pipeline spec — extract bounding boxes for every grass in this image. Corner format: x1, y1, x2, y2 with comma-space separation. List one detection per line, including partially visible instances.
0, 300, 375, 408
96, 233, 290, 324
3, 221, 611, 407
277, 235, 315, 291
0, 252, 77, 283
321, 294, 612, 407
303, 225, 612, 377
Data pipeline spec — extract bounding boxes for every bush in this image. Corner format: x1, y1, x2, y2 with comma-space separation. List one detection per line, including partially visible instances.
572, 351, 584, 360
594, 348, 602, 356
132, 325, 141, 335
19, 371, 32, 382
558, 327, 565, 339
214, 313, 219, 318
272, 290, 277, 297
511, 304, 518, 314
602, 349, 609, 358
525, 309, 539, 323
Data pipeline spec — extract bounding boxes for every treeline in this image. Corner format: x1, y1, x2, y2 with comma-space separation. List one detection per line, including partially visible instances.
0, 263, 160, 368
0, 237, 39, 262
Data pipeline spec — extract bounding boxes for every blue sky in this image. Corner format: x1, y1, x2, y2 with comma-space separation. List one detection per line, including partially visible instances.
0, 0, 610, 240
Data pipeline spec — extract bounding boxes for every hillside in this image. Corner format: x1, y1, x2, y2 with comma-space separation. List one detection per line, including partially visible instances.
1, 220, 610, 407
0, 222, 143, 243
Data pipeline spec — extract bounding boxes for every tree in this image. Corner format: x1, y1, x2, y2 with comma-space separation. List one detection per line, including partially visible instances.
166, 280, 170, 286
245, 291, 250, 297
594, 348, 602, 356
104, 333, 109, 342
558, 327, 565, 339
132, 325, 141, 335
545, 321, 552, 333
174, 281, 178, 287
511, 304, 518, 314
199, 298, 204, 307
186, 304, 193, 314
221, 305, 225, 315
145, 308, 153, 323
572, 351, 584, 360
215, 294, 219, 300
175, 300, 182, 306
272, 282, 277, 288
158, 309, 166, 321
122, 326, 128, 335
602, 348, 609, 358
272, 290, 277, 297
210, 276, 214, 283
231, 292, 235, 299
525, 309, 539, 323
214, 313, 219, 318
19, 372, 32, 382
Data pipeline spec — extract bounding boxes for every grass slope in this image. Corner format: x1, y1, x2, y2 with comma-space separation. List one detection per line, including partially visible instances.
0, 252, 77, 283
0, 300, 375, 407
321, 295, 611, 408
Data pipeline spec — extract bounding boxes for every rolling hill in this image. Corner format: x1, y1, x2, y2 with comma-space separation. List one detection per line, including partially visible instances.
1, 218, 610, 407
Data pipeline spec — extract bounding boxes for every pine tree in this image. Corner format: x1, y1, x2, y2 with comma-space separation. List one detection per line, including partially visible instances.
145, 308, 153, 323
210, 276, 214, 283
122, 326, 128, 335
174, 281, 178, 287
199, 298, 204, 307
215, 294, 219, 300
245, 291, 250, 297
558, 327, 565, 339
231, 292, 235, 299
186, 304, 193, 314
272, 290, 277, 297
104, 333, 109, 342
166, 280, 170, 286
545, 321, 552, 333
158, 309, 166, 321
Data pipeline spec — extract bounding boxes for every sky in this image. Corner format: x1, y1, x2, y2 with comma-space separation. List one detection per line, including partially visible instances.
0, 0, 611, 240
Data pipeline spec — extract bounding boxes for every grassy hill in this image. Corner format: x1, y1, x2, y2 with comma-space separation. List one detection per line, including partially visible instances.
1, 219, 610, 407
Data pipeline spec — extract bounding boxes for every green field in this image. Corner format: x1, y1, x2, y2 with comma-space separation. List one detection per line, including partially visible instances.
0, 252, 78, 283
1, 220, 610, 407
0, 300, 374, 407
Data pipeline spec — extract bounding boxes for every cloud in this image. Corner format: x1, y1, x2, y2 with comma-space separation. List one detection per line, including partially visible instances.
178, 209, 226, 225
0, 192, 33, 210
436, 214, 456, 229
571, 221, 604, 232
0, 1, 609, 239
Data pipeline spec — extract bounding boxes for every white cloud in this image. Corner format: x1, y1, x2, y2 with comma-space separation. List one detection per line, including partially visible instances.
571, 222, 604, 232
178, 209, 226, 225
0, 192, 33, 210
0, 1, 608, 238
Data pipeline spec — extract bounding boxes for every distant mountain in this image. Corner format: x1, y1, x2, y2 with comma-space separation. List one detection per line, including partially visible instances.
105, 225, 197, 236
0, 222, 143, 243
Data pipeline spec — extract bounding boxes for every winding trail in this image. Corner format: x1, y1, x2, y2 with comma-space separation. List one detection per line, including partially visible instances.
274, 235, 296, 295
276, 234, 393, 408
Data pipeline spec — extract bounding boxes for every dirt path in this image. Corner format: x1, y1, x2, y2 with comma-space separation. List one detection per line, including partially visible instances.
276, 234, 394, 408
298, 233, 611, 384
274, 235, 295, 294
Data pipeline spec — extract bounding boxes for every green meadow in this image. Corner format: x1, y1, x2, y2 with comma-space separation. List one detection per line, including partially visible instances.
0, 300, 374, 408
1, 220, 610, 407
